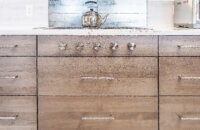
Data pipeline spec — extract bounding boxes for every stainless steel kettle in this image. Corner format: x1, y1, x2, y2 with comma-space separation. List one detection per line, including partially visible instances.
82, 9, 109, 28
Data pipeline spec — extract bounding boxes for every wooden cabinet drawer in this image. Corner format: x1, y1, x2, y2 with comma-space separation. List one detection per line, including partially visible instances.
0, 36, 36, 56
160, 36, 200, 56
160, 96, 200, 130
160, 57, 200, 96
39, 96, 158, 130
0, 96, 37, 130
38, 57, 158, 96
0, 57, 36, 95
38, 36, 158, 56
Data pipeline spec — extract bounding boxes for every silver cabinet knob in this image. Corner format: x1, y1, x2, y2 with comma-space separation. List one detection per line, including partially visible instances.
58, 42, 67, 51
128, 43, 136, 51
93, 42, 101, 52
110, 42, 118, 51
76, 42, 84, 52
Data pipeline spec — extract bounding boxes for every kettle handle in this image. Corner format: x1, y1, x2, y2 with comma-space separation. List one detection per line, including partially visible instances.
85, 1, 97, 4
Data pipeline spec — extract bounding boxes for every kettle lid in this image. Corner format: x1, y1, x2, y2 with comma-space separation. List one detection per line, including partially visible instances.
85, 8, 97, 14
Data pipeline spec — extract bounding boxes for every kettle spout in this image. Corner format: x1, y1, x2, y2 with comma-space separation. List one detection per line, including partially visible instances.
98, 14, 109, 27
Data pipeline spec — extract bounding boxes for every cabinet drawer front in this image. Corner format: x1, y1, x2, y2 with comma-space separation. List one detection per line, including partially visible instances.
0, 57, 36, 95
38, 57, 158, 96
0, 96, 37, 130
39, 96, 158, 130
160, 96, 200, 130
38, 36, 158, 56
0, 36, 36, 56
160, 36, 200, 56
160, 57, 200, 95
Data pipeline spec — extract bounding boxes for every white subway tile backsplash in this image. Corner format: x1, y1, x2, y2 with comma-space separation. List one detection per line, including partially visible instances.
49, 0, 147, 28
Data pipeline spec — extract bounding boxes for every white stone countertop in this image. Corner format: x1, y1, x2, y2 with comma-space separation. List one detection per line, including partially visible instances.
1, 27, 200, 35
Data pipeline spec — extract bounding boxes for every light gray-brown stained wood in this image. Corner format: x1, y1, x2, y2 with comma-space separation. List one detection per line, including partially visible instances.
39, 96, 158, 130
0, 57, 36, 95
38, 36, 158, 56
38, 57, 158, 96
0, 36, 36, 56
160, 96, 200, 130
159, 36, 200, 56
160, 57, 200, 96
0, 96, 37, 130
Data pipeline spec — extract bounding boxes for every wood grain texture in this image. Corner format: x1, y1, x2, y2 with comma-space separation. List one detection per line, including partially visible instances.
39, 96, 158, 130
0, 96, 37, 130
160, 57, 200, 96
0, 36, 36, 56
160, 96, 200, 130
38, 57, 158, 96
0, 57, 36, 95
38, 36, 158, 56
159, 36, 200, 56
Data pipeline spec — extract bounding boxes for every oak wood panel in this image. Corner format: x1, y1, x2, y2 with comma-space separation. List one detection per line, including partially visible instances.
160, 96, 200, 130
39, 96, 158, 130
159, 36, 200, 56
0, 57, 36, 95
160, 57, 200, 96
0, 36, 36, 56
0, 96, 37, 130
38, 57, 158, 96
38, 36, 158, 56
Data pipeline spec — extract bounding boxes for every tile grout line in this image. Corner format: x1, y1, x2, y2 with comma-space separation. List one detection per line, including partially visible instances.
158, 36, 160, 130
36, 35, 39, 130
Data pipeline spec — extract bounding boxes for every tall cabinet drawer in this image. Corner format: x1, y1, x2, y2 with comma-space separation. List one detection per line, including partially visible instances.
160, 57, 200, 96
160, 36, 200, 56
0, 36, 36, 56
0, 96, 37, 130
0, 57, 36, 95
39, 96, 158, 130
38, 57, 158, 96
160, 96, 200, 130
38, 36, 158, 56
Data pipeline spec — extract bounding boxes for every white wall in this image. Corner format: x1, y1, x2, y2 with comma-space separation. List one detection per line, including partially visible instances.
148, 0, 174, 29
0, 0, 174, 29
0, 0, 48, 28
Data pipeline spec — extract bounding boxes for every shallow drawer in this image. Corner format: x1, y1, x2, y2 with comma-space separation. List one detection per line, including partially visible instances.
39, 96, 158, 130
160, 57, 200, 96
0, 57, 36, 95
38, 36, 158, 56
0, 36, 36, 56
38, 57, 158, 96
0, 96, 37, 130
160, 36, 200, 56
160, 96, 200, 130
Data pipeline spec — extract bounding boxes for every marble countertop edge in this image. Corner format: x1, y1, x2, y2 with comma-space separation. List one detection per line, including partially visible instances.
0, 28, 200, 35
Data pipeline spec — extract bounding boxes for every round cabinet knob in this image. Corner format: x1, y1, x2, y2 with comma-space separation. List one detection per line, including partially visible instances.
128, 42, 136, 51
110, 42, 119, 51
93, 42, 101, 52
76, 42, 84, 52
58, 42, 67, 51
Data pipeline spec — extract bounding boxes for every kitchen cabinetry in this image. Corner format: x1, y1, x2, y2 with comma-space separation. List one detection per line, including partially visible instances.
39, 97, 158, 130
159, 36, 200, 129
38, 57, 157, 96
0, 36, 37, 130
0, 35, 200, 130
